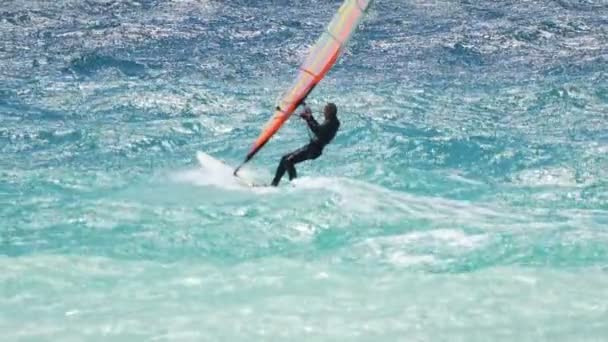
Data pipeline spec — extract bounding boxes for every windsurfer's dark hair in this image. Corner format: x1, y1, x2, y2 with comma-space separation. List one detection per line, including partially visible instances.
326, 102, 337, 120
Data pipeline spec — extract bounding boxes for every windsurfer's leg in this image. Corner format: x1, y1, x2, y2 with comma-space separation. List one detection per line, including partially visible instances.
271, 157, 288, 186
285, 148, 308, 180
271, 145, 309, 186
286, 144, 322, 180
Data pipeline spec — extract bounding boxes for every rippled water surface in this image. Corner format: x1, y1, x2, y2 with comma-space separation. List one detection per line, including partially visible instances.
1, 0, 608, 340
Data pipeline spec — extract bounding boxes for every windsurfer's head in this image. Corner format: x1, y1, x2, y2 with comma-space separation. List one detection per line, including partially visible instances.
324, 102, 337, 121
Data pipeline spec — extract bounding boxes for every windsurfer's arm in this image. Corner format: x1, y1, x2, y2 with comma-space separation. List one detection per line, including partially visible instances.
300, 107, 321, 136
306, 116, 322, 136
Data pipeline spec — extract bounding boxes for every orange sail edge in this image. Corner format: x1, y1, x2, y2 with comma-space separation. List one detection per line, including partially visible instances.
244, 97, 304, 160
233, 88, 312, 176
246, 110, 290, 159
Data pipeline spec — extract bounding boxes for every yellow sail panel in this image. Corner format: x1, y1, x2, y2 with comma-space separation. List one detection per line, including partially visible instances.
241, 0, 372, 164
300, 33, 342, 77
277, 71, 317, 110
327, 0, 366, 44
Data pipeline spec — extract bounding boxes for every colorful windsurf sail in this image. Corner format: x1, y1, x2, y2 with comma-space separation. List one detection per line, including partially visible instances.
234, 0, 372, 175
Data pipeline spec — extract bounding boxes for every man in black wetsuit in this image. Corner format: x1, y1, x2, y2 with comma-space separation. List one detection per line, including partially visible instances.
270, 102, 340, 186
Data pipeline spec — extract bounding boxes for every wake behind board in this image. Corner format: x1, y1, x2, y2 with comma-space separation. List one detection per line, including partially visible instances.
196, 151, 269, 188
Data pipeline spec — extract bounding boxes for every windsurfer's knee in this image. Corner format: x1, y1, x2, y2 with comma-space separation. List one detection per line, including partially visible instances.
281, 154, 293, 166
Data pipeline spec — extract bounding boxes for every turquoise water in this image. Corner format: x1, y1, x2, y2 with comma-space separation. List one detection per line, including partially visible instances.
1, 0, 608, 340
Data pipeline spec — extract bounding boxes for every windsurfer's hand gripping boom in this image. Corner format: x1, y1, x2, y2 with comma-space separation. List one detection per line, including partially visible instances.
298, 104, 313, 120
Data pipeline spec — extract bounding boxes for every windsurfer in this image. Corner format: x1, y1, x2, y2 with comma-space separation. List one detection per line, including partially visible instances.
270, 103, 340, 186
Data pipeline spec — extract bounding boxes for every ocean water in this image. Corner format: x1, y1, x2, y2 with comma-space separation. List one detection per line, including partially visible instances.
1, 0, 608, 340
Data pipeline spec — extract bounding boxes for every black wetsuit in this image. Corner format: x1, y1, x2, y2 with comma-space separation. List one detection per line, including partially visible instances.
271, 115, 340, 186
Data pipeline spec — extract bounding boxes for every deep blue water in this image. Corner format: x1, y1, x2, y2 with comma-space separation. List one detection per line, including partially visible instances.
1, 0, 608, 340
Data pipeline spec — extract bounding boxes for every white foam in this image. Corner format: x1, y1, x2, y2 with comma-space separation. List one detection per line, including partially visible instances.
386, 252, 436, 267
171, 159, 584, 233
291, 176, 508, 227
512, 167, 579, 187
368, 229, 487, 250
445, 170, 484, 185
